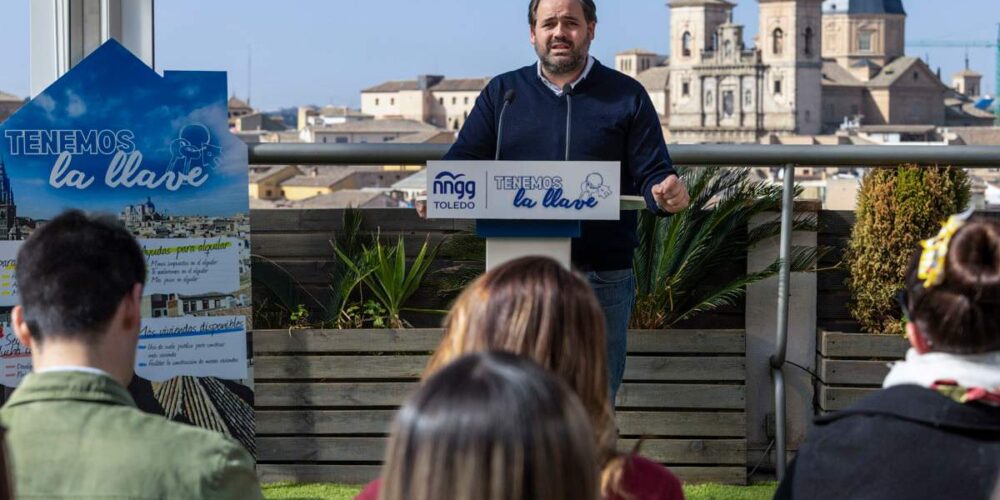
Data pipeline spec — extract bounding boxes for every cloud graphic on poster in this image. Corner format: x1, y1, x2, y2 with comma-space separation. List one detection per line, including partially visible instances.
66, 90, 87, 118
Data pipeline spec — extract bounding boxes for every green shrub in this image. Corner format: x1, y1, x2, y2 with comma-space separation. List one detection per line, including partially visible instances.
846, 164, 969, 334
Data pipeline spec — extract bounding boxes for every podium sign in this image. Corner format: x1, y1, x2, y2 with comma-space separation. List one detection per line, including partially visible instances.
426, 161, 620, 220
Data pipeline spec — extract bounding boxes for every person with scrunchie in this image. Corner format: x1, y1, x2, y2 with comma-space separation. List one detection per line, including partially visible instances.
776, 214, 1000, 500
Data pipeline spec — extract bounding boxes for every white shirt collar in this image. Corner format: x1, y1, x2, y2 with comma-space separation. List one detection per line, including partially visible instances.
38, 365, 115, 379
537, 56, 595, 96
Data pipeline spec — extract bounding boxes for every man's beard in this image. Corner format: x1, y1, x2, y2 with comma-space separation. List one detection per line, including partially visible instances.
536, 37, 589, 76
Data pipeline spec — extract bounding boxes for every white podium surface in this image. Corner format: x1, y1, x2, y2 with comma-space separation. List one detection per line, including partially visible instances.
483, 196, 645, 270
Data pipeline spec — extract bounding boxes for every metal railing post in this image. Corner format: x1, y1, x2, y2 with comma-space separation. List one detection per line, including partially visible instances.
770, 163, 795, 478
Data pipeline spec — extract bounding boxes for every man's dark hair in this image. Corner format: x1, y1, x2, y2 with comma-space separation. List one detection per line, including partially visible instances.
16, 210, 146, 343
528, 0, 597, 26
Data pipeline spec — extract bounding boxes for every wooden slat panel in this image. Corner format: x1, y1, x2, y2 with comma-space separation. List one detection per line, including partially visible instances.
255, 356, 430, 380
258, 382, 744, 409
817, 293, 854, 320
251, 208, 472, 233
258, 437, 385, 462
624, 357, 745, 382
257, 464, 382, 485
254, 329, 444, 354
251, 232, 336, 258
672, 466, 747, 485
615, 411, 746, 438
615, 384, 745, 410
818, 358, 892, 386
256, 382, 418, 407
623, 330, 745, 354
819, 385, 876, 411
820, 332, 909, 358
256, 355, 744, 382
255, 410, 747, 438
619, 439, 746, 465
256, 464, 747, 486
257, 410, 397, 435
259, 437, 745, 465
254, 329, 746, 355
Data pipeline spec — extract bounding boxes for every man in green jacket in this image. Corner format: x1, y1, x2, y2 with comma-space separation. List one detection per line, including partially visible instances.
0, 210, 263, 499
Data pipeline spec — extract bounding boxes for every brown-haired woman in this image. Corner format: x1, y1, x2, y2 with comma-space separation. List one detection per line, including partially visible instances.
378, 351, 599, 500
776, 216, 1000, 500
429, 256, 681, 500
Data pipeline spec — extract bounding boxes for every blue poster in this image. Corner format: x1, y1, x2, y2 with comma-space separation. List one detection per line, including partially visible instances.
0, 40, 254, 455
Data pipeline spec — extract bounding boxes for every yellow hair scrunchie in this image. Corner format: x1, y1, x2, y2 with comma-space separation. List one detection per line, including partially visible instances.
917, 210, 973, 289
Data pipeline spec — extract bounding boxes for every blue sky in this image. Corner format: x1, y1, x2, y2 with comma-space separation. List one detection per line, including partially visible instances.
0, 1, 998, 111
0, 41, 248, 219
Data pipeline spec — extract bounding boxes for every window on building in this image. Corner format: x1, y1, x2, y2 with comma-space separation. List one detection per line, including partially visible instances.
265, 190, 272, 197
682, 32, 692, 57
723, 91, 734, 117
453, 120, 459, 130
805, 110, 812, 122
858, 31, 873, 52
439, 97, 444, 105
711, 32, 719, 51
724, 40, 733, 57
682, 81, 690, 96
336, 137, 348, 143
464, 96, 469, 104
804, 27, 814, 56
744, 89, 752, 106
706, 90, 714, 106
452, 97, 457, 105
384, 136, 394, 142
322, 136, 328, 143
773, 28, 784, 55
912, 71, 919, 81
390, 98, 395, 105
375, 98, 380, 106
463, 111, 469, 120
774, 79, 783, 94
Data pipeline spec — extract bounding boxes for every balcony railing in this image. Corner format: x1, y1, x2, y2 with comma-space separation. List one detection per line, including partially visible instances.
247, 142, 1000, 478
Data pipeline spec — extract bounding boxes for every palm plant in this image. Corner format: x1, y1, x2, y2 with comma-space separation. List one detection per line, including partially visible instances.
335, 234, 439, 329
632, 166, 821, 329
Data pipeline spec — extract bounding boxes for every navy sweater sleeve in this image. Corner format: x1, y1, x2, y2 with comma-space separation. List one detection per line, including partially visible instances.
628, 91, 677, 216
443, 79, 498, 161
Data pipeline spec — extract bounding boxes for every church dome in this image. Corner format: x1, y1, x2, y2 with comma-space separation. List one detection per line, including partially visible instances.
823, 0, 905, 15
144, 196, 156, 212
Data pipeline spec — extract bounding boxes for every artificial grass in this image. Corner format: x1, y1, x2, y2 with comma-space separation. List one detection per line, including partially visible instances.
262, 481, 779, 500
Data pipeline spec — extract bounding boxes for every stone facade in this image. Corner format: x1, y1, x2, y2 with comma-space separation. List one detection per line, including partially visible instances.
360, 75, 489, 131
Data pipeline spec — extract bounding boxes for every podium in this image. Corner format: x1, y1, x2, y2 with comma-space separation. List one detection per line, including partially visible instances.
426, 161, 644, 270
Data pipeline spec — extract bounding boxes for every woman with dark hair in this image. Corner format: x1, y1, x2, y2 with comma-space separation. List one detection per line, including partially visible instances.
379, 351, 598, 500
776, 215, 1000, 500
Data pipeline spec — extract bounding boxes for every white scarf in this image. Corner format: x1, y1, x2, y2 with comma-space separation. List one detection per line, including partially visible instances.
883, 348, 1000, 391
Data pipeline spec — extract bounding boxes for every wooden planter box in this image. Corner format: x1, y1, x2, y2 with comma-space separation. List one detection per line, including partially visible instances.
816, 331, 909, 412
253, 328, 749, 485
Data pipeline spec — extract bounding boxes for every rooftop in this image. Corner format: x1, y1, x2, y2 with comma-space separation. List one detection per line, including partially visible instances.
363, 77, 490, 93
822, 0, 906, 15
635, 66, 670, 91
309, 119, 441, 134
281, 166, 382, 188
0, 91, 22, 102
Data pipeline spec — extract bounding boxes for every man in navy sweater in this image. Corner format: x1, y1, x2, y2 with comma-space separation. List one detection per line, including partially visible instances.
436, 0, 690, 399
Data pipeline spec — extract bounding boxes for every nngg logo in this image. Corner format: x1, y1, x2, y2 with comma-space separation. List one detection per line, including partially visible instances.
433, 172, 476, 200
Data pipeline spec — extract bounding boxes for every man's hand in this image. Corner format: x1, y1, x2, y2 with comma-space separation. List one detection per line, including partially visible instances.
652, 175, 690, 213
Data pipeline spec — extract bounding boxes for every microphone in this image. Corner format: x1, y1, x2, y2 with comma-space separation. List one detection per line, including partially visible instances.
563, 84, 573, 161
495, 90, 517, 161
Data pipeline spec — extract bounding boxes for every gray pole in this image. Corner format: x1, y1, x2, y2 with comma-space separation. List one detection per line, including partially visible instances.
770, 163, 795, 478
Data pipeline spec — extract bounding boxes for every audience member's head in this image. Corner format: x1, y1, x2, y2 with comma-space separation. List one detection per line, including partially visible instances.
12, 210, 146, 384
902, 217, 1000, 355
381, 351, 598, 500
426, 256, 624, 490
